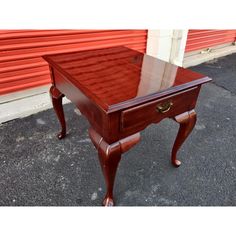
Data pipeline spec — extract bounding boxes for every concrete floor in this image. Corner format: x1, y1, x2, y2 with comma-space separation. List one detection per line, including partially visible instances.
0, 53, 236, 206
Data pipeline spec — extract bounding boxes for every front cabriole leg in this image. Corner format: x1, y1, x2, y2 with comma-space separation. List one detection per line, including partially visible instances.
89, 128, 140, 206
49, 86, 66, 139
171, 109, 197, 167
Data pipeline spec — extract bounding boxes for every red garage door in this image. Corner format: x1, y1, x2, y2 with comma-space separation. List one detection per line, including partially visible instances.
185, 30, 236, 52
0, 30, 147, 95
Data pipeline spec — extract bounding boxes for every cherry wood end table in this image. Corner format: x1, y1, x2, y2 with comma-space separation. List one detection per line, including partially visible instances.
43, 46, 211, 206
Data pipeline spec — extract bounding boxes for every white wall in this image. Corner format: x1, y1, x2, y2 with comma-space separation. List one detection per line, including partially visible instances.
146, 29, 188, 66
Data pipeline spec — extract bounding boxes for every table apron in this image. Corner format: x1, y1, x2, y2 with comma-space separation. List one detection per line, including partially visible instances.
120, 86, 200, 135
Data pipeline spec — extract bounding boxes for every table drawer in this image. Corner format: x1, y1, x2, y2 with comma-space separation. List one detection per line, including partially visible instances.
121, 86, 200, 132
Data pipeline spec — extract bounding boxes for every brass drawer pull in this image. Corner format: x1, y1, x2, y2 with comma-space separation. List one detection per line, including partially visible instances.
156, 101, 173, 113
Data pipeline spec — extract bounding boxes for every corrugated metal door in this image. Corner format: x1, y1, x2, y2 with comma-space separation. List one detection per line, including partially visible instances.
0, 30, 147, 95
185, 30, 236, 52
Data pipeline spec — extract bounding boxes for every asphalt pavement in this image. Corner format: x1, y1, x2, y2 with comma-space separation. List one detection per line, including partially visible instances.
0, 53, 236, 206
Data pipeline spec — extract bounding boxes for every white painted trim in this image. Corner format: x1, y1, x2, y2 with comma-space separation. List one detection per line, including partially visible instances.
146, 30, 159, 57
146, 29, 188, 66
0, 85, 50, 104
184, 43, 233, 57
170, 30, 188, 66
183, 44, 236, 68
147, 30, 174, 62
156, 30, 174, 62
0, 87, 70, 124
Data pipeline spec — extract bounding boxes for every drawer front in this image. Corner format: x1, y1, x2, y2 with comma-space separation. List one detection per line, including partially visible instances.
121, 86, 200, 132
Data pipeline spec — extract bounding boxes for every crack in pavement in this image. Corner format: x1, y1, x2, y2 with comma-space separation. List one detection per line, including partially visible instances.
211, 81, 236, 96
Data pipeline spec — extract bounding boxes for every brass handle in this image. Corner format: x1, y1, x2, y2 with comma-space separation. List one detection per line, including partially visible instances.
156, 101, 173, 113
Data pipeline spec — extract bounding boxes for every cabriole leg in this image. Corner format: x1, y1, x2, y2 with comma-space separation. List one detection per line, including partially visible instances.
49, 86, 66, 139
171, 109, 197, 167
89, 128, 140, 206
98, 144, 121, 206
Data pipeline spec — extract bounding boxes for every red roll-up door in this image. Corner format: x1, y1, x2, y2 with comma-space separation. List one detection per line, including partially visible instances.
0, 30, 147, 95
185, 30, 236, 52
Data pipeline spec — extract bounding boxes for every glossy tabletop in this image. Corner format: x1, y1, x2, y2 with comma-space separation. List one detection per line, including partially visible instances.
43, 46, 210, 112
44, 46, 212, 206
